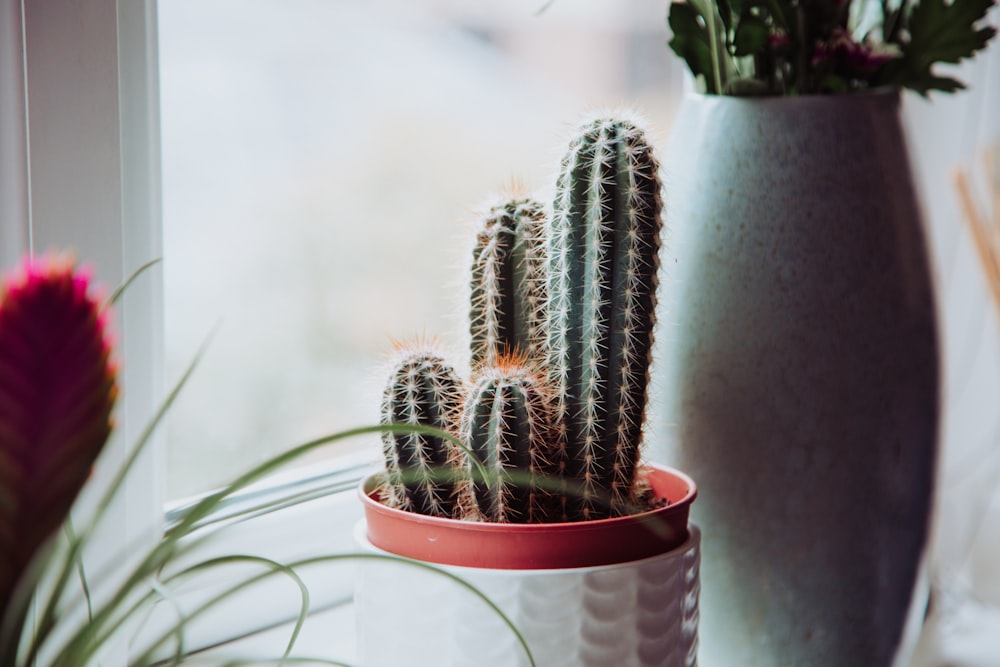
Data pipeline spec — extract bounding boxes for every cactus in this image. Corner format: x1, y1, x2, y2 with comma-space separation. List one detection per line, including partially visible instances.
460, 357, 562, 523
546, 115, 664, 519
379, 346, 465, 518
378, 113, 666, 524
469, 196, 548, 367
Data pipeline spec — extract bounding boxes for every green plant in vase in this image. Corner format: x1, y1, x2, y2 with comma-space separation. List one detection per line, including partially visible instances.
659, 1, 997, 665
667, 0, 997, 94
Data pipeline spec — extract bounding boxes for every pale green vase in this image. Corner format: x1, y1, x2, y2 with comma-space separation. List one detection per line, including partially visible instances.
659, 91, 939, 666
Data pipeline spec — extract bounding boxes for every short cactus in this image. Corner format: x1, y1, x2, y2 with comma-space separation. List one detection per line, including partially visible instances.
460, 357, 562, 523
546, 115, 664, 519
379, 346, 465, 518
469, 197, 548, 367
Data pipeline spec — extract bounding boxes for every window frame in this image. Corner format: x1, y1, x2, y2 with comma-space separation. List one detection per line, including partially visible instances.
4, 2, 371, 660
5, 0, 165, 558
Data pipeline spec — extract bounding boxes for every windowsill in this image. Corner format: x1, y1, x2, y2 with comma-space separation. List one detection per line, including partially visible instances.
164, 449, 380, 532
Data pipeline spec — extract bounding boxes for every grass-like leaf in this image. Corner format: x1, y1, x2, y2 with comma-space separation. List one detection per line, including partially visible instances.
1, 255, 533, 666
108, 258, 162, 307
124, 555, 309, 667
16, 332, 211, 667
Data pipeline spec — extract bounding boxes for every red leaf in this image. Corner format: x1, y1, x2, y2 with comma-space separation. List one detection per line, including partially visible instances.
0, 255, 118, 609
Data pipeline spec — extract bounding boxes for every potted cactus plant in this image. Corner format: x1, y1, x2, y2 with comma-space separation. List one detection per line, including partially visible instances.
355, 114, 700, 667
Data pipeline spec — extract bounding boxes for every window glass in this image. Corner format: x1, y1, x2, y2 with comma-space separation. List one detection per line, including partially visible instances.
158, 0, 684, 499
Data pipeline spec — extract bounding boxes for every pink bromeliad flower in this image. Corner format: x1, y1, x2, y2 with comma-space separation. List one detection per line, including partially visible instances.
0, 255, 118, 610
812, 27, 899, 74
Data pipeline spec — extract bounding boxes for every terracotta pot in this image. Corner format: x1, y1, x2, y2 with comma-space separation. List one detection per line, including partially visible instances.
360, 462, 695, 569
354, 463, 700, 667
659, 91, 939, 666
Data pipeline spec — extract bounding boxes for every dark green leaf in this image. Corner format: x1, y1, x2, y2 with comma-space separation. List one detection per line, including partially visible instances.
908, 0, 996, 64
886, 0, 998, 93
685, 0, 736, 92
717, 0, 734, 32
733, 15, 770, 56
906, 73, 968, 96
668, 2, 717, 85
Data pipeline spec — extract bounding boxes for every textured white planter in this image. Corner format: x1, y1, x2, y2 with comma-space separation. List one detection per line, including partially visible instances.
354, 523, 700, 667
659, 91, 939, 666
353, 463, 700, 667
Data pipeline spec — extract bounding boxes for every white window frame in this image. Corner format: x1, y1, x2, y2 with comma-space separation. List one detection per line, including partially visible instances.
3, 0, 164, 558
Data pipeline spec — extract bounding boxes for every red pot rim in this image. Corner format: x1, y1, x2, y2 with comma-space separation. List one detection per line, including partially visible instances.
359, 463, 697, 570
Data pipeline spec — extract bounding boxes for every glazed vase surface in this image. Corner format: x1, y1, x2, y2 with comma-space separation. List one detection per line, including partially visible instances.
659, 92, 939, 666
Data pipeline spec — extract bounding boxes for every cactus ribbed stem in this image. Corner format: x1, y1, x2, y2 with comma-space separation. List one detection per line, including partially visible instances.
469, 197, 548, 367
547, 116, 664, 519
380, 348, 464, 517
377, 113, 667, 524
461, 358, 561, 523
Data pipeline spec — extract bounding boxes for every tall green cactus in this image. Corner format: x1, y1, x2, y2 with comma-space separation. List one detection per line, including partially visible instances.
469, 196, 548, 367
380, 346, 465, 518
546, 115, 664, 519
460, 357, 562, 523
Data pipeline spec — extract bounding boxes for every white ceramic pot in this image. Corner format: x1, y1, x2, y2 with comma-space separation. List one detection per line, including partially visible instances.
354, 523, 701, 667
659, 91, 939, 666
353, 464, 700, 667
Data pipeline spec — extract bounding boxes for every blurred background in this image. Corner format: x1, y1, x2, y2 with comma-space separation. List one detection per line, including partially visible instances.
158, 0, 683, 499
158, 0, 999, 663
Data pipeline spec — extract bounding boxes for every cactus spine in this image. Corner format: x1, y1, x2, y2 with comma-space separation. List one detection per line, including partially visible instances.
461, 358, 562, 523
469, 197, 548, 367
380, 347, 465, 518
547, 116, 664, 519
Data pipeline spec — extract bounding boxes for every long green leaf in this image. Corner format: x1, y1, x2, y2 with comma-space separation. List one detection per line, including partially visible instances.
137, 553, 534, 667
145, 579, 187, 667
47, 423, 428, 666
127, 555, 308, 667
107, 258, 162, 307
0, 540, 57, 665
687, 0, 729, 93
22, 336, 211, 667
65, 521, 93, 622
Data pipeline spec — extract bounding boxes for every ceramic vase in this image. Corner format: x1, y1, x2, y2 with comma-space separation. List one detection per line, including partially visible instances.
354, 464, 700, 667
658, 91, 939, 666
